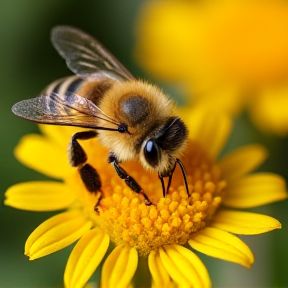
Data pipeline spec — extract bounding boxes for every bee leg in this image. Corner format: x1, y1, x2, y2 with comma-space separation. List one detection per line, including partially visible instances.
69, 131, 102, 209
69, 130, 98, 167
165, 162, 177, 195
79, 163, 102, 193
108, 153, 152, 205
176, 158, 190, 197
158, 162, 177, 198
94, 194, 102, 213
158, 175, 166, 198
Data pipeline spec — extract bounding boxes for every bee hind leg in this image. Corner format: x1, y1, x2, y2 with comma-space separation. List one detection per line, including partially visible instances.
108, 153, 152, 205
69, 131, 102, 209
79, 163, 102, 192
69, 130, 98, 167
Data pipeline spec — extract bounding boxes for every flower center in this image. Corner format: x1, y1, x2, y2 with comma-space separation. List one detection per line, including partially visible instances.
74, 139, 226, 256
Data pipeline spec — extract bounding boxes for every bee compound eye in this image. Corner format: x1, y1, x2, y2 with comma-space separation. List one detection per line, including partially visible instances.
144, 140, 160, 167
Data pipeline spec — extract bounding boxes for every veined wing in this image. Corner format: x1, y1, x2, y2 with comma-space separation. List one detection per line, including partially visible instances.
11, 91, 120, 130
51, 26, 135, 82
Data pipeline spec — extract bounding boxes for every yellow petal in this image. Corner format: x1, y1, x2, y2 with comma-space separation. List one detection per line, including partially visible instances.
101, 245, 138, 288
165, 245, 211, 288
15, 134, 70, 178
223, 173, 287, 208
5, 181, 76, 211
158, 245, 211, 288
219, 145, 268, 182
148, 250, 173, 288
158, 247, 191, 288
174, 245, 211, 288
25, 210, 92, 260
64, 228, 110, 288
211, 210, 282, 235
39, 124, 80, 148
189, 227, 254, 268
184, 108, 232, 159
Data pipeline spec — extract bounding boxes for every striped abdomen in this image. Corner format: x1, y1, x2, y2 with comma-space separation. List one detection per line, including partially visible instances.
42, 75, 113, 106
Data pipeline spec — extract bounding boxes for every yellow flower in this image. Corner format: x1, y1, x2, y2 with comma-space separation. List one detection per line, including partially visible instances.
5, 108, 287, 288
135, 0, 288, 135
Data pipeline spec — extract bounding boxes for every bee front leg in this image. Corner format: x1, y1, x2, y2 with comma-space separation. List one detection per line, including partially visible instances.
108, 153, 152, 205
165, 162, 177, 196
158, 162, 177, 198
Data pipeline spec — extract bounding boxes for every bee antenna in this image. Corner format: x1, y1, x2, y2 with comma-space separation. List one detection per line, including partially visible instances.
176, 158, 189, 197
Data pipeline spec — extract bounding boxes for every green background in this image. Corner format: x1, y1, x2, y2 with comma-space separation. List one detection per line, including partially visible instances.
0, 1, 287, 287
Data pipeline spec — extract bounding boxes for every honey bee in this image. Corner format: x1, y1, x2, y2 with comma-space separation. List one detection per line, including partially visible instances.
12, 26, 189, 205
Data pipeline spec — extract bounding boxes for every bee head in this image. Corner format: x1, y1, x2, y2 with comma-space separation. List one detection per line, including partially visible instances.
141, 117, 188, 176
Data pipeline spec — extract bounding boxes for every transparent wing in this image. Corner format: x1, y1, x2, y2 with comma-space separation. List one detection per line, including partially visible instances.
11, 91, 120, 130
51, 25, 135, 81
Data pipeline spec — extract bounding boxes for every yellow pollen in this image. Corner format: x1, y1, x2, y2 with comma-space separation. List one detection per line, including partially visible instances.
80, 140, 226, 256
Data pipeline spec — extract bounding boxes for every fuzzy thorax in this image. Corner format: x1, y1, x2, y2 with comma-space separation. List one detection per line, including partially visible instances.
96, 80, 188, 175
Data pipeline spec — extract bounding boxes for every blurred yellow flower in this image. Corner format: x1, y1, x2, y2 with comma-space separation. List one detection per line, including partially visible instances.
5, 108, 287, 288
135, 0, 288, 135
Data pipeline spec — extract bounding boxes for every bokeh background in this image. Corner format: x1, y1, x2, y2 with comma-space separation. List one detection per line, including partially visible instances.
0, 1, 287, 287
